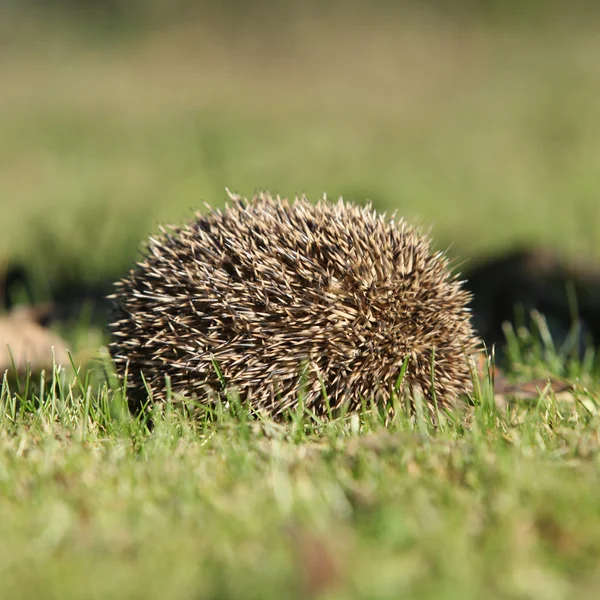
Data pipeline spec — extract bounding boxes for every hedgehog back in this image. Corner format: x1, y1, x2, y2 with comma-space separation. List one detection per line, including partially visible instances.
109, 193, 479, 416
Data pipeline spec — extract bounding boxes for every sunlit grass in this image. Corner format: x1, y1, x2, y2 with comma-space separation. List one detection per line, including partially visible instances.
0, 333, 599, 599
1, 9, 600, 285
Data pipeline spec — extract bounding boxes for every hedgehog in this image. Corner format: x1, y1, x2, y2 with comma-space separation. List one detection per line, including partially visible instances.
108, 192, 481, 418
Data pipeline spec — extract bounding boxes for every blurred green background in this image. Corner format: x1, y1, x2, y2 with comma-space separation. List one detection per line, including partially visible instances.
1, 0, 599, 293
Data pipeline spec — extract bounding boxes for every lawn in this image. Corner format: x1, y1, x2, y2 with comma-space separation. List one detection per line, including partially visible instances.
1, 3, 600, 598
1, 366, 600, 599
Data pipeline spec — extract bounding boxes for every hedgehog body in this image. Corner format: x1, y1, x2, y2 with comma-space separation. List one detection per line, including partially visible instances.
109, 192, 480, 417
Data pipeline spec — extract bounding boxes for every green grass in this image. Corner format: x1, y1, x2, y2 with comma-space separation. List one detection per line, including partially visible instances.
1, 348, 600, 600
2, 6, 600, 599
2, 7, 600, 287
